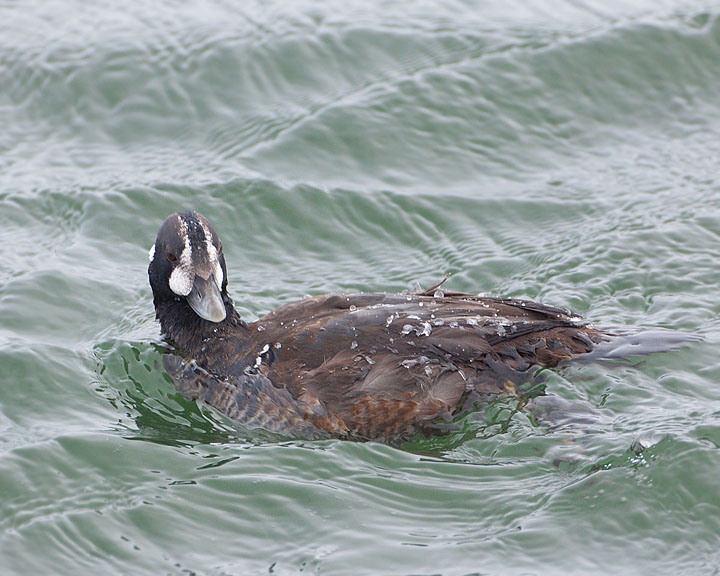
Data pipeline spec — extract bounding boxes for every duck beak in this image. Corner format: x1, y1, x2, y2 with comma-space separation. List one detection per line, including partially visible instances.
187, 273, 227, 322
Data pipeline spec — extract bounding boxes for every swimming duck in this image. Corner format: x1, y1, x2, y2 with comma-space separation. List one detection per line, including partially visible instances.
148, 211, 606, 441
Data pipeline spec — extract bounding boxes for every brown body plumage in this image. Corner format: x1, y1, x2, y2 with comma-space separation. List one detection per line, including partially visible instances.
149, 212, 606, 442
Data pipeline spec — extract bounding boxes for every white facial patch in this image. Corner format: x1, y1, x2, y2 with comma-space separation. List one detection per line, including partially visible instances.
168, 216, 194, 296
214, 261, 223, 287
148, 243, 155, 262
201, 220, 224, 287
169, 267, 194, 296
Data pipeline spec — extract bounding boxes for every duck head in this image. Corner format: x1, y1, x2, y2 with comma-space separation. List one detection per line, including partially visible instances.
148, 211, 228, 323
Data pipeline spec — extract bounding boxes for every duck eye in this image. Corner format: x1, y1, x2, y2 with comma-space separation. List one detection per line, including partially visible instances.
167, 253, 177, 262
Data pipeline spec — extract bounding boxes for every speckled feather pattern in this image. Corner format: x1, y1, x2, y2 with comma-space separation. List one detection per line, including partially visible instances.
156, 290, 604, 442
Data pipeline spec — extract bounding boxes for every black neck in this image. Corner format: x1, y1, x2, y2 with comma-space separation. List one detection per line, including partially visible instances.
155, 297, 247, 357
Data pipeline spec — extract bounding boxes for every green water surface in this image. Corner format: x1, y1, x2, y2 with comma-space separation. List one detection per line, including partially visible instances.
1, 1, 720, 574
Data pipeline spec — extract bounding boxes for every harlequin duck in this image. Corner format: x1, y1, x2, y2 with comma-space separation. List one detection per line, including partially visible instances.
148, 211, 610, 442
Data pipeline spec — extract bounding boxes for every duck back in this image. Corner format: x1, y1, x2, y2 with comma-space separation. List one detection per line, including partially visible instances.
163, 291, 603, 441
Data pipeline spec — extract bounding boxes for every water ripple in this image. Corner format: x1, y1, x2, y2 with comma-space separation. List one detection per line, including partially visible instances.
2, 1, 720, 574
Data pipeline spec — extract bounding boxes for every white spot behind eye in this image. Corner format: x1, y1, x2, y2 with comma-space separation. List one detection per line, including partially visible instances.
148, 244, 155, 262
168, 216, 194, 296
200, 222, 216, 257
201, 220, 223, 287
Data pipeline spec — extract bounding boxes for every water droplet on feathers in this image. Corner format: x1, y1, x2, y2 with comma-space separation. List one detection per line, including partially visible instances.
402, 356, 430, 369
417, 322, 432, 337
401, 322, 432, 337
